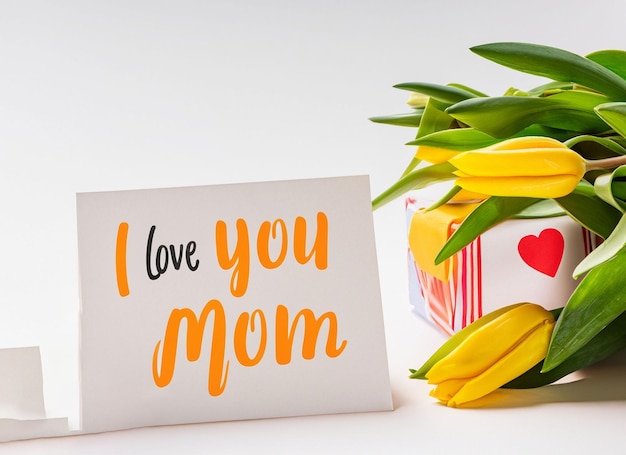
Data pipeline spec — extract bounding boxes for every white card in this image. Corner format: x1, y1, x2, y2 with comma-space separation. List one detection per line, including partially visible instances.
76, 176, 392, 433
0, 347, 70, 442
0, 347, 46, 420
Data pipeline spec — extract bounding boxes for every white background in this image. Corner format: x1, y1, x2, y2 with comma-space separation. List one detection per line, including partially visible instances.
2, 0, 626, 453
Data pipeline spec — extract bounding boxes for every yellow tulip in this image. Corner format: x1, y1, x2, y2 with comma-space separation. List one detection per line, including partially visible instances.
420, 303, 555, 407
414, 145, 458, 163
449, 137, 586, 198
407, 93, 430, 109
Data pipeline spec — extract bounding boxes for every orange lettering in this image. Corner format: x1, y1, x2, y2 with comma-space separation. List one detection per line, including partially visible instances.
233, 309, 267, 366
257, 219, 288, 269
293, 212, 328, 270
215, 219, 250, 297
275, 304, 346, 365
152, 299, 230, 396
115, 222, 130, 297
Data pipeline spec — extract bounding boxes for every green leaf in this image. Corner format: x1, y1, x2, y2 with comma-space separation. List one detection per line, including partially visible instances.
594, 166, 626, 212
408, 124, 579, 151
543, 246, 626, 371
612, 177, 626, 201
595, 102, 626, 139
407, 128, 498, 150
526, 81, 575, 96
513, 199, 565, 218
573, 212, 626, 277
416, 98, 455, 137
505, 310, 626, 389
400, 99, 455, 177
399, 157, 421, 179
369, 111, 423, 127
417, 98, 454, 137
555, 182, 622, 239
393, 82, 479, 104
435, 197, 541, 263
372, 162, 456, 210
586, 50, 626, 80
446, 91, 611, 138
471, 42, 626, 101
425, 185, 462, 211
565, 134, 626, 156
447, 83, 488, 97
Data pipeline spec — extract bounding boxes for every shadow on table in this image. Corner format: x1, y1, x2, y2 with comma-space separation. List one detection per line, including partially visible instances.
456, 352, 626, 409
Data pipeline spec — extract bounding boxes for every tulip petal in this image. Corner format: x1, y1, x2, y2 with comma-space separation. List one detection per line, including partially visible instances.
505, 310, 626, 389
487, 136, 568, 151
447, 319, 555, 407
415, 145, 459, 163
426, 304, 555, 384
410, 303, 528, 380
450, 149, 585, 178
430, 378, 467, 403
456, 175, 580, 199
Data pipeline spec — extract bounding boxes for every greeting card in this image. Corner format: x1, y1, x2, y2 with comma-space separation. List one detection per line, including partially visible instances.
75, 175, 392, 434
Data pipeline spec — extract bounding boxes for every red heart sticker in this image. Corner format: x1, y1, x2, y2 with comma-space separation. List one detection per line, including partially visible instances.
517, 228, 564, 277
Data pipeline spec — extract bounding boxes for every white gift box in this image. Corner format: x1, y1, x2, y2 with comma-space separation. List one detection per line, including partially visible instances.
406, 197, 599, 335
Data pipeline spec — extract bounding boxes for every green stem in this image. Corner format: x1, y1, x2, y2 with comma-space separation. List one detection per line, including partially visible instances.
425, 185, 462, 211
585, 154, 626, 171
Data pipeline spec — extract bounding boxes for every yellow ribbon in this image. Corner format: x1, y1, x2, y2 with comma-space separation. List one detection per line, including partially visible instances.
409, 202, 479, 282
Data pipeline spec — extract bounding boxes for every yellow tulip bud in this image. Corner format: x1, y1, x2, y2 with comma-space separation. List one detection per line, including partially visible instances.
421, 303, 555, 407
407, 93, 430, 109
449, 137, 586, 198
487, 136, 569, 151
414, 145, 458, 164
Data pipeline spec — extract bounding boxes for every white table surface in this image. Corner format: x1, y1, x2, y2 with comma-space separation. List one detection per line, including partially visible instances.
2, 1, 626, 453
3, 202, 626, 455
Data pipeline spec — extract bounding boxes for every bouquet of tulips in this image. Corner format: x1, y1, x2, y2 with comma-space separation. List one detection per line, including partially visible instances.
372, 42, 626, 407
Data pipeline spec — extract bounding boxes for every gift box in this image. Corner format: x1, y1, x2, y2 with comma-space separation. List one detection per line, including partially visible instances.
406, 197, 600, 335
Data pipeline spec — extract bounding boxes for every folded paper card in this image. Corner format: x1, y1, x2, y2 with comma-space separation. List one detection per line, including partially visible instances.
0, 347, 69, 442
76, 176, 392, 434
406, 197, 598, 335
